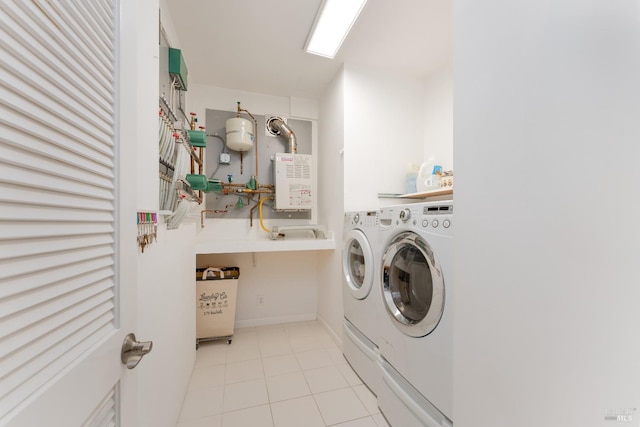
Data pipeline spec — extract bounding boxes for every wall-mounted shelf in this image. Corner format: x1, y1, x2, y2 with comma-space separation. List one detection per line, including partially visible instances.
378, 188, 453, 199
195, 237, 336, 255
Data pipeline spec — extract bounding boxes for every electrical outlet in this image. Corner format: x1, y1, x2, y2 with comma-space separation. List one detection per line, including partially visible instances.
257, 295, 264, 306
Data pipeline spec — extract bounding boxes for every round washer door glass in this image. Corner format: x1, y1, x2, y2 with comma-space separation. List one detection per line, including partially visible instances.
343, 229, 375, 300
382, 231, 444, 337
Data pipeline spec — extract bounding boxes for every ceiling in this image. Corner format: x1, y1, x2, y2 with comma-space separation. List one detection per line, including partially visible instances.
164, 0, 452, 99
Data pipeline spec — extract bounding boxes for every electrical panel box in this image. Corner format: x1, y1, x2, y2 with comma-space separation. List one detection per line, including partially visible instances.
272, 153, 313, 211
168, 47, 188, 91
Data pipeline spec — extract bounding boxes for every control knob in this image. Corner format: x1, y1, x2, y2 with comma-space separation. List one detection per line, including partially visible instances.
353, 213, 360, 225
399, 208, 411, 222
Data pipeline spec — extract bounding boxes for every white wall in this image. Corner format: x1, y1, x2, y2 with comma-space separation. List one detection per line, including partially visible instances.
343, 64, 426, 210
454, 2, 640, 426
317, 68, 346, 344
137, 0, 161, 211
423, 61, 453, 172
134, 2, 196, 426
136, 223, 196, 426
197, 252, 318, 328
188, 84, 295, 122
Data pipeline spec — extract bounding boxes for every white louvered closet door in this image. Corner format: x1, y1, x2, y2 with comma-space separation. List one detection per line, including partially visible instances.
0, 0, 138, 426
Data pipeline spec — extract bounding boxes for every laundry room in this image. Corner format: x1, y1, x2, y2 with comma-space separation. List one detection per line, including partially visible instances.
1, 1, 638, 427
140, 0, 456, 425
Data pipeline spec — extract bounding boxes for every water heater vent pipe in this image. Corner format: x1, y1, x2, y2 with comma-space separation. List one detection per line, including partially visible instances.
267, 117, 297, 154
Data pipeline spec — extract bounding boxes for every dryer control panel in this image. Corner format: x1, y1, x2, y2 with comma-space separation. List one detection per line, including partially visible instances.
344, 210, 379, 232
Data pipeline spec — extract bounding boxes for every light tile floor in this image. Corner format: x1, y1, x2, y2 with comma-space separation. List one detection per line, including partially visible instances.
177, 321, 391, 427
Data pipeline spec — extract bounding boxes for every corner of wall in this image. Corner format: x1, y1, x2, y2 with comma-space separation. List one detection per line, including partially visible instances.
316, 68, 346, 344
423, 61, 453, 171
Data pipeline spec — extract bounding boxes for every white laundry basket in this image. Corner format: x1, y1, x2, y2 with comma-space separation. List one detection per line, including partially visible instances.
195, 267, 239, 349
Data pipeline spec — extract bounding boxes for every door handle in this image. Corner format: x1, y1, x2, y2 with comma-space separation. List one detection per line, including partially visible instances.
121, 333, 153, 369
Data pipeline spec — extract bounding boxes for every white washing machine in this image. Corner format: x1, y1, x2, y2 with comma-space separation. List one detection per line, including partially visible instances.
342, 210, 382, 395
376, 201, 453, 427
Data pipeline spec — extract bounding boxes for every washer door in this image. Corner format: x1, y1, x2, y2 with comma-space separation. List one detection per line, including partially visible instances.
343, 229, 375, 300
381, 231, 444, 337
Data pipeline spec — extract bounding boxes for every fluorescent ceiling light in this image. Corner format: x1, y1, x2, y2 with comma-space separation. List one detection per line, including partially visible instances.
305, 0, 368, 59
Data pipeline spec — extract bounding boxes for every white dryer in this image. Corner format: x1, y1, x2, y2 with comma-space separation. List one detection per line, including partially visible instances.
376, 201, 453, 427
342, 210, 382, 395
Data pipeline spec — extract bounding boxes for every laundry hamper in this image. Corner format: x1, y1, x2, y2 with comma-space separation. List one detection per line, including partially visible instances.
195, 267, 239, 349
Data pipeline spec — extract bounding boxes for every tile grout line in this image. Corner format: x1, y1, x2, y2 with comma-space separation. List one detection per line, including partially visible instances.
183, 321, 379, 427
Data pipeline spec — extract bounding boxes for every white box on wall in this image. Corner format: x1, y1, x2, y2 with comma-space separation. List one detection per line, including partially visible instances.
272, 153, 314, 211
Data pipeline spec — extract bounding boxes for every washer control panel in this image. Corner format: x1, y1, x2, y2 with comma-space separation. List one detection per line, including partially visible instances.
418, 203, 453, 234
380, 203, 453, 235
399, 208, 412, 222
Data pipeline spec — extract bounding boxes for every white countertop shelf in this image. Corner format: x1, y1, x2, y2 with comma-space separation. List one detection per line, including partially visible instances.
195, 237, 336, 254
378, 188, 453, 199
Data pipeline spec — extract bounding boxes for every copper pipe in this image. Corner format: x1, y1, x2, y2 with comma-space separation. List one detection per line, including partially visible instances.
197, 147, 203, 203
249, 197, 261, 227
222, 183, 274, 189
200, 209, 227, 228
236, 102, 259, 188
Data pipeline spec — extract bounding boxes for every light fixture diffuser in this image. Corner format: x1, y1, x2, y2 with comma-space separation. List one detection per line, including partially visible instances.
304, 0, 368, 59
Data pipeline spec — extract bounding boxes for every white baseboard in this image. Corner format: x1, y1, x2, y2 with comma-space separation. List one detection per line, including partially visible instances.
235, 313, 317, 329
234, 314, 344, 351
317, 314, 343, 350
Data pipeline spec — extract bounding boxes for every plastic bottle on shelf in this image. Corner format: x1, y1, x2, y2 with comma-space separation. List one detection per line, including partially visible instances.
405, 163, 419, 194
416, 157, 442, 193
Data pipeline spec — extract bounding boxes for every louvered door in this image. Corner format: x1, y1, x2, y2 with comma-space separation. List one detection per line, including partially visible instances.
0, 0, 137, 425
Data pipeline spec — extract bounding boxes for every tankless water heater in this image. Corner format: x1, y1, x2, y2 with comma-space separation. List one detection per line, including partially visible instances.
272, 153, 313, 211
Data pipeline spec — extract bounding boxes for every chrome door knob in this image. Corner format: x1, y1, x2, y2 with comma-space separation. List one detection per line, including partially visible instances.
121, 333, 153, 369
